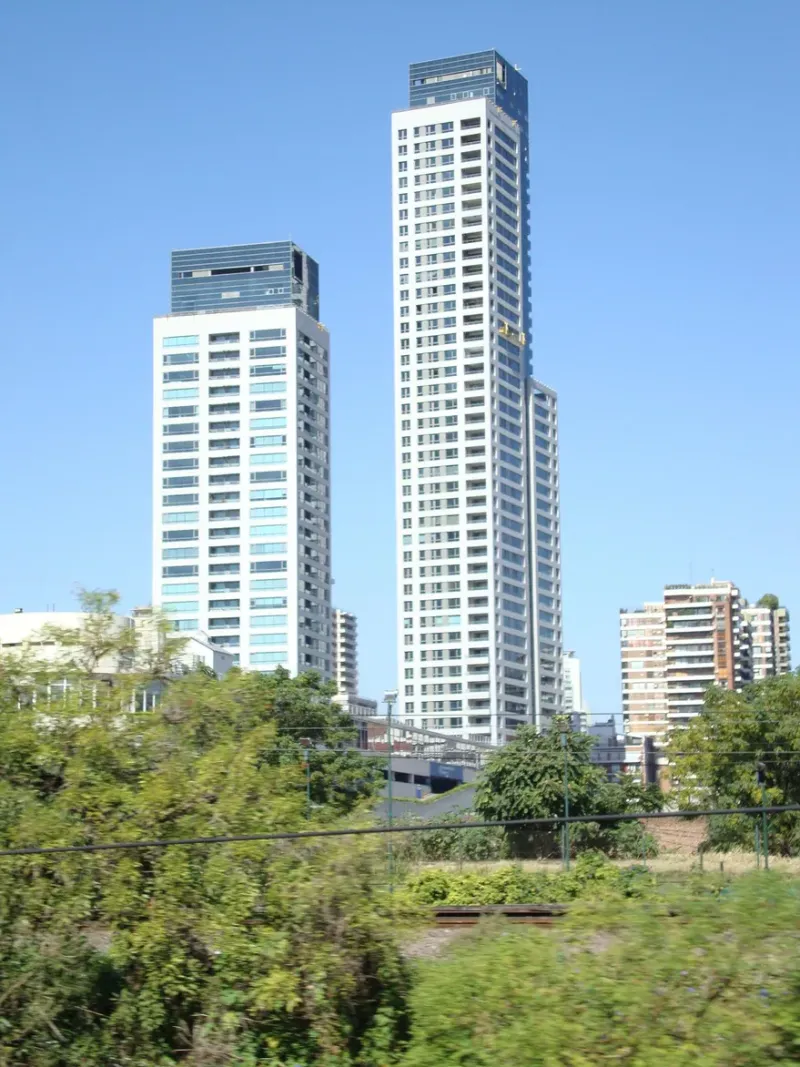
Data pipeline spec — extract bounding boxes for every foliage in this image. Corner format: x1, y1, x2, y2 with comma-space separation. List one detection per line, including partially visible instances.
668, 673, 800, 854
474, 723, 662, 858
402, 872, 800, 1066
757, 593, 780, 610
395, 810, 509, 864
402, 853, 655, 906
0, 599, 407, 1065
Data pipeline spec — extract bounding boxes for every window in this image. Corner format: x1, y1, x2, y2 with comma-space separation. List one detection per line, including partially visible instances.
163, 335, 199, 347
250, 506, 288, 519
163, 493, 198, 506
162, 529, 197, 541
209, 332, 239, 344
251, 453, 286, 466
209, 599, 240, 610
163, 352, 198, 365
163, 370, 199, 383
163, 405, 198, 419
249, 416, 287, 430
250, 345, 286, 359
209, 526, 240, 538
162, 547, 198, 559
172, 619, 199, 631
251, 632, 288, 645
250, 651, 287, 664
251, 542, 287, 555
162, 565, 198, 578
162, 601, 199, 613
250, 328, 286, 341
250, 524, 287, 537
163, 422, 199, 436
163, 475, 199, 488
251, 560, 288, 574
162, 511, 199, 524
251, 615, 288, 628
163, 388, 199, 400
210, 562, 240, 575
209, 385, 240, 397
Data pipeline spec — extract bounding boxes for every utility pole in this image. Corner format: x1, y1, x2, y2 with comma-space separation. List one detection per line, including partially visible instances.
560, 728, 570, 871
300, 738, 311, 819
383, 690, 398, 890
757, 762, 769, 870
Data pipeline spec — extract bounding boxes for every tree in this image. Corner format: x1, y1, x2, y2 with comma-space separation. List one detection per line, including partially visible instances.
668, 673, 800, 854
757, 593, 780, 610
0, 596, 407, 1064
474, 723, 660, 857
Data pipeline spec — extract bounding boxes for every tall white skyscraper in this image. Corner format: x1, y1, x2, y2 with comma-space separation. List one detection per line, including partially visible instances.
392, 51, 562, 745
152, 241, 332, 676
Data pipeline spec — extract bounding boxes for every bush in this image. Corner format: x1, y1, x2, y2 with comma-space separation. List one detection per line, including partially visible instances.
402, 852, 655, 906
401, 873, 800, 1066
395, 811, 510, 863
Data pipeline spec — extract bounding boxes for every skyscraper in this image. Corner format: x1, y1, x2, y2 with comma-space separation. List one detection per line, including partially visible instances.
152, 241, 332, 675
332, 608, 359, 696
562, 650, 589, 730
392, 51, 562, 744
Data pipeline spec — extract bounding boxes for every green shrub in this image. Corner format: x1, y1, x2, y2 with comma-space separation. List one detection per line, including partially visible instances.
402, 852, 656, 906
402, 873, 800, 1066
394, 810, 509, 863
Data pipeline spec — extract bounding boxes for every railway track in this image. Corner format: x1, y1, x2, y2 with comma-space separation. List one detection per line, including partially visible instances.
432, 903, 567, 926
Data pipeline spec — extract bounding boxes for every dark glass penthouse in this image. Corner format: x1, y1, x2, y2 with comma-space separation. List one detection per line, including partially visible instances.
171, 241, 320, 319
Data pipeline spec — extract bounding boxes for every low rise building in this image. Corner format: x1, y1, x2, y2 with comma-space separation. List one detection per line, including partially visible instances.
0, 608, 234, 680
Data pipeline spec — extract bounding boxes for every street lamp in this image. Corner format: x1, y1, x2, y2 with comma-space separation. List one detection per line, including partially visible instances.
383, 690, 398, 889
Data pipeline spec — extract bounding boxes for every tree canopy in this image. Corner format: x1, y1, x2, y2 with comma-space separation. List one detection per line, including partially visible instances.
473, 723, 661, 857
668, 672, 800, 853
0, 602, 407, 1065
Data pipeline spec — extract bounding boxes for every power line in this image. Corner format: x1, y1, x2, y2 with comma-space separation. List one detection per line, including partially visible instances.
0, 805, 798, 860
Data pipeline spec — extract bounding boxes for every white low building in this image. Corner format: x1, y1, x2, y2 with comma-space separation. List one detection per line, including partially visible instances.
0, 608, 234, 679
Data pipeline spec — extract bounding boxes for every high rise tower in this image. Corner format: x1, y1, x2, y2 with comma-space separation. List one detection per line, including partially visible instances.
392, 51, 562, 744
152, 241, 332, 675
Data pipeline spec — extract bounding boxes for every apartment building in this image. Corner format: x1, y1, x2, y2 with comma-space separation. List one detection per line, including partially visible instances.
622, 580, 792, 769
562, 650, 589, 729
152, 241, 332, 676
392, 50, 562, 745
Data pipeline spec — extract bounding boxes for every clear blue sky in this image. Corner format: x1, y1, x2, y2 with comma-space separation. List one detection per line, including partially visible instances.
1, 0, 799, 720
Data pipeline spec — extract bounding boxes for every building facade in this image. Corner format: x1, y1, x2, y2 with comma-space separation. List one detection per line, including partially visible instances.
392, 50, 562, 746
743, 599, 791, 680
332, 608, 358, 695
562, 650, 588, 729
621, 580, 792, 772
152, 241, 332, 676
0, 609, 234, 679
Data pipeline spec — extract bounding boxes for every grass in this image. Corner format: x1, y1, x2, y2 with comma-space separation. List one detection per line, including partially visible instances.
414, 850, 800, 876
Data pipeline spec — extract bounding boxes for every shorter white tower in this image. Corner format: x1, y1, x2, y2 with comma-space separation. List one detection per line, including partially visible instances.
152, 241, 331, 676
